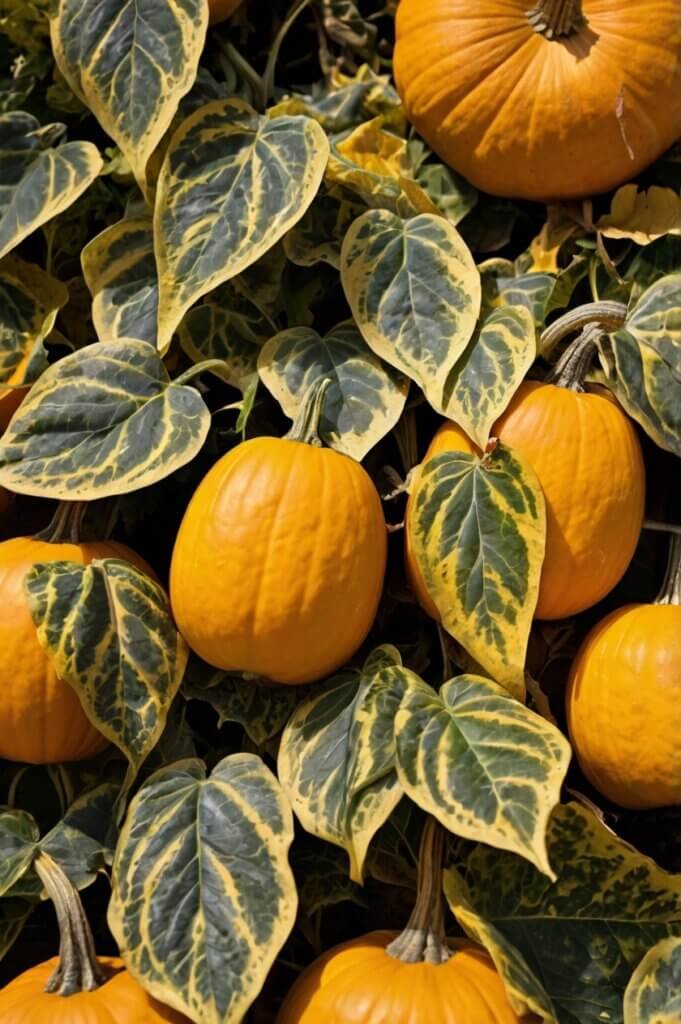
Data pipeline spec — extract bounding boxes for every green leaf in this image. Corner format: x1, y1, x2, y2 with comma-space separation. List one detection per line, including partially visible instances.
479, 259, 586, 330
441, 305, 535, 449
155, 99, 329, 352
415, 162, 477, 226
410, 445, 546, 694
624, 937, 681, 1024
0, 111, 102, 261
278, 645, 416, 883
25, 559, 188, 791
294, 844, 366, 921
50, 0, 207, 194
625, 236, 681, 299
395, 676, 570, 877
108, 754, 297, 1024
81, 216, 158, 346
0, 809, 39, 896
0, 255, 67, 388
341, 210, 481, 413
0, 340, 213, 499
283, 190, 362, 269
597, 274, 681, 455
0, 899, 32, 961
459, 803, 681, 1024
258, 322, 408, 461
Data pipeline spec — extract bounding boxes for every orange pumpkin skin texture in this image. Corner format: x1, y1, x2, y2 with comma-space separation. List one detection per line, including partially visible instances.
0, 537, 154, 764
170, 437, 387, 685
567, 603, 681, 809
393, 1, 681, 201
0, 956, 189, 1024
208, 0, 244, 23
276, 931, 521, 1024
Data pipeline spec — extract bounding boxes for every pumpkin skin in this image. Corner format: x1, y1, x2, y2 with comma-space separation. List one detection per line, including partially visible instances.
170, 437, 387, 685
208, 0, 244, 23
276, 931, 521, 1023
0, 956, 189, 1024
405, 382, 645, 621
567, 603, 681, 809
0, 536, 154, 764
393, 0, 681, 201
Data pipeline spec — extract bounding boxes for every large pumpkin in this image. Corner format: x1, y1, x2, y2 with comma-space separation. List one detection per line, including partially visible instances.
393, 0, 681, 201
0, 534, 153, 763
170, 430, 387, 684
405, 381, 645, 621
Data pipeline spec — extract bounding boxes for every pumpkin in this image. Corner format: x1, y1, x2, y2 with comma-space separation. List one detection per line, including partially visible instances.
0, 526, 155, 764
405, 380, 645, 621
566, 536, 681, 809
393, 0, 681, 201
170, 385, 387, 684
208, 0, 244, 24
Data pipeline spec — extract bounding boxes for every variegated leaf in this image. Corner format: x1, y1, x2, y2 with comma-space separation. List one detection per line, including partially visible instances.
341, 210, 481, 412
410, 445, 546, 694
624, 937, 681, 1024
278, 646, 416, 883
283, 190, 362, 269
269, 64, 400, 134
0, 256, 67, 389
50, 0, 207, 195
326, 136, 437, 217
441, 305, 535, 449
155, 100, 329, 352
109, 754, 297, 1024
0, 340, 212, 499
25, 559, 188, 790
258, 322, 408, 460
0, 111, 102, 261
178, 283, 275, 392
597, 274, 681, 455
625, 236, 681, 300
0, 810, 38, 896
416, 162, 477, 226
395, 676, 570, 877
459, 803, 681, 1024
479, 258, 586, 330
81, 216, 158, 345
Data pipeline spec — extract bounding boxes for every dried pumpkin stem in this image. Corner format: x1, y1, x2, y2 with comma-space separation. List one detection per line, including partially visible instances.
546, 325, 600, 392
285, 377, 331, 446
34, 501, 87, 544
656, 533, 681, 607
540, 301, 627, 356
526, 0, 586, 38
34, 852, 105, 996
386, 816, 451, 965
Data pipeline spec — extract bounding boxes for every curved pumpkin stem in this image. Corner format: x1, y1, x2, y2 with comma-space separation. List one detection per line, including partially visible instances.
526, 0, 586, 39
285, 377, 331, 446
34, 501, 87, 544
34, 852, 105, 996
540, 302, 627, 357
386, 816, 451, 965
656, 533, 681, 607
545, 325, 601, 392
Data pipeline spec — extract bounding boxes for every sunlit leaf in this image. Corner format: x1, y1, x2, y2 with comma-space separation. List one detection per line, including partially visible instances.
0, 255, 67, 388
597, 185, 681, 244
624, 937, 681, 1024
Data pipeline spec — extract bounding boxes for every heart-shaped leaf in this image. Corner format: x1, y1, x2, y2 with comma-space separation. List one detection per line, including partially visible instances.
624, 937, 681, 1024
258, 322, 408, 460
108, 754, 297, 1024
0, 340, 213, 499
155, 99, 329, 352
0, 810, 38, 897
0, 256, 68, 388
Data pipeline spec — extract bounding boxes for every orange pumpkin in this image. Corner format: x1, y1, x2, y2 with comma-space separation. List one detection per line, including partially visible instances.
208, 0, 244, 23
393, 0, 681, 201
0, 534, 154, 763
566, 537, 681, 809
405, 381, 645, 621
170, 426, 387, 684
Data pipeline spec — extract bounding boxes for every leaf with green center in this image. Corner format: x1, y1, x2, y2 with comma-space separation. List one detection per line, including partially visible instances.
0, 340, 213, 499
624, 937, 681, 1024
25, 559, 188, 793
0, 111, 102, 261
395, 675, 570, 876
441, 305, 535, 448
257, 322, 408, 460
625, 236, 681, 300
278, 646, 418, 883
0, 256, 68, 389
459, 803, 681, 1024
479, 258, 587, 331
81, 216, 158, 345
50, 0, 207, 195
597, 274, 681, 455
108, 754, 297, 1024
0, 810, 38, 896
341, 210, 481, 412
155, 99, 329, 352
410, 445, 546, 694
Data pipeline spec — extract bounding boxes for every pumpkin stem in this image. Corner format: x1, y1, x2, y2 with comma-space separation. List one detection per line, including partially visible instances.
285, 378, 331, 446
34, 852, 105, 996
540, 302, 627, 356
386, 816, 451, 965
656, 533, 681, 606
546, 325, 600, 392
526, 0, 586, 39
34, 501, 87, 544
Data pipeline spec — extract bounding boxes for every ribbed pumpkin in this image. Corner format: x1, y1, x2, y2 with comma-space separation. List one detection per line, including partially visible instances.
393, 0, 681, 201
208, 0, 244, 23
170, 384, 387, 684
405, 380, 645, 621
566, 536, 681, 809
0, 517, 154, 763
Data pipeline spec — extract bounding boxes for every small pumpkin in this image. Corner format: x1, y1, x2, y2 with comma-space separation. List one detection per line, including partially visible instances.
0, 504, 155, 764
208, 0, 244, 24
393, 0, 681, 201
566, 535, 681, 809
170, 382, 387, 684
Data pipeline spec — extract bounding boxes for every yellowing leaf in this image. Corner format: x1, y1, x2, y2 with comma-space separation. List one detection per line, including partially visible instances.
527, 206, 582, 272
624, 937, 681, 1024
336, 117, 409, 178
597, 185, 681, 245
